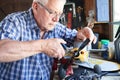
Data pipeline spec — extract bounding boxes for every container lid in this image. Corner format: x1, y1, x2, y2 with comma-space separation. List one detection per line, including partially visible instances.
101, 39, 109, 44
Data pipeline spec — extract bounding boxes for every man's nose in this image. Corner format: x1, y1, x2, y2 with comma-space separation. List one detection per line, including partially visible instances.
52, 15, 60, 22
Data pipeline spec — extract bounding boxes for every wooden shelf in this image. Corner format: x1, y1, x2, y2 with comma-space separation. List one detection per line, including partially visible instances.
83, 0, 113, 41
94, 22, 109, 24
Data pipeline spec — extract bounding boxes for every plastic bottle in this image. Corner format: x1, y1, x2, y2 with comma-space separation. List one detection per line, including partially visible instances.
101, 39, 109, 59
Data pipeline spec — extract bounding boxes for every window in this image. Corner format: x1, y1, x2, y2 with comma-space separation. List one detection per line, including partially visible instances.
113, 0, 120, 40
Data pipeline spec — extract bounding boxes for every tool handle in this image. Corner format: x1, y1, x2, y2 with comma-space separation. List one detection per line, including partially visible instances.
61, 43, 67, 51
74, 38, 90, 57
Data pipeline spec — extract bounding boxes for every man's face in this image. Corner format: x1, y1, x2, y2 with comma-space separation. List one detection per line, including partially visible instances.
33, 0, 66, 31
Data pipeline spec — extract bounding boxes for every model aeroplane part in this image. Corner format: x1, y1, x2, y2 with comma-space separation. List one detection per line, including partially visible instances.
58, 38, 90, 79
74, 49, 89, 62
94, 64, 102, 74
64, 64, 102, 80
74, 38, 90, 57
63, 38, 90, 69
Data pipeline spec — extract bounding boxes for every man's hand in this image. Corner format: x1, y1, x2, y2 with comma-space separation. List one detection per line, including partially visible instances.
76, 27, 97, 44
41, 38, 66, 59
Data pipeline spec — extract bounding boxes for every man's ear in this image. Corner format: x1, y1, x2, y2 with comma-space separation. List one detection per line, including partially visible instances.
32, 2, 38, 10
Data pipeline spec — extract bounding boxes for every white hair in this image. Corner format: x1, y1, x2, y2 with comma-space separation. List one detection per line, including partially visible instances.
33, 0, 48, 5
33, 0, 66, 5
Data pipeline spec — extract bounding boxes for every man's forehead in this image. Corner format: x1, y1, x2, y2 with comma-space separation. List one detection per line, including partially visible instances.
47, 0, 65, 12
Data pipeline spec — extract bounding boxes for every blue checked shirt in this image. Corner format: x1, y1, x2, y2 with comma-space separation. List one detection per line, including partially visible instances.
0, 8, 77, 80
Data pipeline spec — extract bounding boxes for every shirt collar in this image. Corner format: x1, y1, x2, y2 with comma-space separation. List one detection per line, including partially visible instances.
27, 8, 39, 30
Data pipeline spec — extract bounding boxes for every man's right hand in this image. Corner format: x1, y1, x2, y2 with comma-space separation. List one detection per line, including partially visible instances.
41, 38, 66, 59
